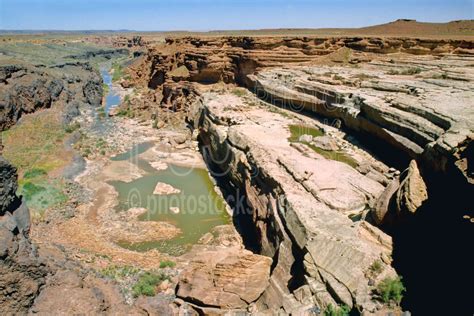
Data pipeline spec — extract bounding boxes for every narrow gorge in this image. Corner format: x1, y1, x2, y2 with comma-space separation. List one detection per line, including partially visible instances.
123, 33, 474, 314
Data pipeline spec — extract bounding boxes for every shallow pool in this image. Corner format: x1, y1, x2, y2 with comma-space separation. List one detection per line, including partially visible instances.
108, 144, 230, 255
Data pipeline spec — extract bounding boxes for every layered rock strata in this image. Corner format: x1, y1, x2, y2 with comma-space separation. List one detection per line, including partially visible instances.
129, 36, 474, 90
248, 55, 474, 187
187, 92, 398, 314
127, 36, 473, 190
121, 34, 474, 313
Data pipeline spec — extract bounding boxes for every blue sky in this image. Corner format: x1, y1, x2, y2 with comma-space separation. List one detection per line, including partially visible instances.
0, 0, 472, 31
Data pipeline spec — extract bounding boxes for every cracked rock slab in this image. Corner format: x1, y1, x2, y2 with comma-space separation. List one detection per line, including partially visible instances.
177, 246, 272, 309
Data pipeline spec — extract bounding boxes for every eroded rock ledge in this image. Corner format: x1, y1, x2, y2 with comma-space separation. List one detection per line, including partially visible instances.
127, 36, 473, 188
129, 36, 473, 89
0, 62, 104, 131
248, 55, 474, 187
121, 34, 473, 313
186, 93, 398, 314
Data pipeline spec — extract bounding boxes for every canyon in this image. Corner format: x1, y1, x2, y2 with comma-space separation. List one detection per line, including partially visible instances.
1, 19, 473, 315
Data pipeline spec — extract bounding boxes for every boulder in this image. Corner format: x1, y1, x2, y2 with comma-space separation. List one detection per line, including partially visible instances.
312, 136, 339, 151
172, 134, 188, 145
169, 206, 180, 214
373, 178, 400, 225
83, 78, 103, 106
198, 225, 243, 248
177, 247, 272, 309
153, 182, 181, 195
396, 160, 428, 214
372, 160, 428, 224
0, 157, 19, 214
12, 200, 31, 234
298, 134, 313, 143
62, 101, 81, 125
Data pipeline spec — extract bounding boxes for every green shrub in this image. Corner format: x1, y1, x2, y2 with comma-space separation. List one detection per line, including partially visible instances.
132, 272, 169, 298
333, 74, 344, 81
116, 107, 133, 118
377, 276, 405, 305
97, 107, 106, 119
96, 138, 106, 148
159, 260, 176, 268
369, 260, 383, 274
64, 122, 81, 133
324, 304, 351, 316
82, 148, 92, 157
22, 182, 47, 199
23, 168, 47, 179
101, 265, 140, 280
112, 63, 123, 82
231, 88, 246, 97
102, 83, 110, 94
132, 281, 155, 297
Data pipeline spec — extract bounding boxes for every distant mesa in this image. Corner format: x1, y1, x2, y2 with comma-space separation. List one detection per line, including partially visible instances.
395, 19, 417, 22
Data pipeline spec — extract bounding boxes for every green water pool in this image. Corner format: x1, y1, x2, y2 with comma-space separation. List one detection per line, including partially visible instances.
108, 144, 230, 256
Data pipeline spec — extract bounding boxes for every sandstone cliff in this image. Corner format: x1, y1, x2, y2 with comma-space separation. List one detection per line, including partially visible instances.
127, 35, 473, 189
122, 34, 474, 314
128, 36, 473, 89
185, 92, 399, 314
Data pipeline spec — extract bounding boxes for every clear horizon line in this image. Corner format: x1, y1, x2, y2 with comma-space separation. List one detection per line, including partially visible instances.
1, 18, 473, 34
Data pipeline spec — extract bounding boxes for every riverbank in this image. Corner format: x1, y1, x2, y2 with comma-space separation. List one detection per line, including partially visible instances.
31, 93, 235, 267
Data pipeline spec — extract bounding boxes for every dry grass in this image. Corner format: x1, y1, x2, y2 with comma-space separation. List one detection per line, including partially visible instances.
1, 109, 72, 212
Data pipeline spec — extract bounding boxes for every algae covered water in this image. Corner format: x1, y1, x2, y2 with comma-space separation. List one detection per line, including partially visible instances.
109, 144, 230, 255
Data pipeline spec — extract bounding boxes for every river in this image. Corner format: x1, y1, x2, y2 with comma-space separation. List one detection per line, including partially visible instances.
100, 67, 121, 114
96, 68, 230, 256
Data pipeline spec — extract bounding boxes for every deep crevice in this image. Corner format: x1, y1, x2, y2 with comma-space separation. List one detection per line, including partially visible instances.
198, 137, 261, 253
244, 86, 411, 170
197, 128, 310, 304
386, 170, 474, 315
194, 86, 473, 315
287, 243, 307, 292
